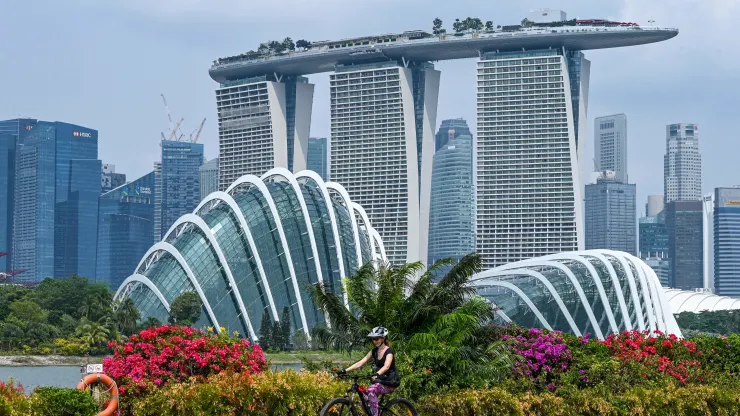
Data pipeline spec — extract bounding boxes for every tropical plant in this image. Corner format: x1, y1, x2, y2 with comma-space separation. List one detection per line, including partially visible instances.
76, 320, 110, 348
168, 291, 202, 326
310, 253, 489, 353
296, 39, 311, 49
114, 297, 141, 336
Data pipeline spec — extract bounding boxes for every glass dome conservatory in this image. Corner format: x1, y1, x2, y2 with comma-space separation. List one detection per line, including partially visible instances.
471, 250, 682, 339
114, 168, 385, 341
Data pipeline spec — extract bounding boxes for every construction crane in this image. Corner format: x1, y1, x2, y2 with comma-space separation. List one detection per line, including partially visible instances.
166, 118, 184, 142
161, 94, 174, 132
189, 118, 206, 143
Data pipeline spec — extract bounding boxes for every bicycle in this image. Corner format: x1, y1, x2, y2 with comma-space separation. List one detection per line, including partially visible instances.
319, 373, 418, 416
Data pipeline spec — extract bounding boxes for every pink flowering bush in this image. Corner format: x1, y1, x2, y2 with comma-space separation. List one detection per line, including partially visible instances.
104, 325, 266, 412
501, 327, 573, 390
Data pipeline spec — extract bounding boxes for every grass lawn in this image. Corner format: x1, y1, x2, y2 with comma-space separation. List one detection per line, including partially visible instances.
265, 350, 356, 364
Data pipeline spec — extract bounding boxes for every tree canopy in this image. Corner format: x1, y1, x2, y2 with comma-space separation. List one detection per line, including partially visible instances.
168, 292, 202, 327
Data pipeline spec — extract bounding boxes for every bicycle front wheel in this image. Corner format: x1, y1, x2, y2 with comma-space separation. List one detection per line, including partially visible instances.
320, 397, 358, 416
381, 398, 418, 416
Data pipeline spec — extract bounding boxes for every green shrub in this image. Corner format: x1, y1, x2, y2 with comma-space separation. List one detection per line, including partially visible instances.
132, 370, 346, 416
28, 387, 98, 416
417, 387, 524, 415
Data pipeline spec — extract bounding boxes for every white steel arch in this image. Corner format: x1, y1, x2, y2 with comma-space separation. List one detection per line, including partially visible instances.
295, 170, 347, 285
135, 242, 221, 332
596, 250, 646, 331
165, 214, 257, 340
325, 182, 364, 269
262, 168, 325, 287
474, 269, 582, 336
114, 274, 171, 311
473, 280, 553, 331
583, 252, 633, 330
351, 202, 377, 263
371, 229, 387, 261
543, 253, 620, 334
497, 259, 604, 339
195, 192, 279, 321
226, 174, 311, 338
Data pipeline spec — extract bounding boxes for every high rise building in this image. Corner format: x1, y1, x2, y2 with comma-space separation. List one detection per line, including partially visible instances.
330, 62, 439, 265
714, 187, 740, 296
639, 211, 669, 257
434, 118, 471, 151
666, 201, 703, 289
584, 173, 636, 254
159, 140, 204, 238
199, 158, 219, 200
476, 49, 589, 268
6, 119, 101, 282
307, 137, 329, 181
101, 163, 126, 193
664, 123, 702, 204
427, 133, 474, 267
97, 172, 155, 290
645, 195, 664, 217
594, 114, 628, 183
216, 75, 314, 189
0, 121, 19, 272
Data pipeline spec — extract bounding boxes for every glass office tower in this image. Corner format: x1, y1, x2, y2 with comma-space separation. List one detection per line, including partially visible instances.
199, 158, 219, 201
584, 176, 637, 254
427, 133, 475, 267
434, 118, 471, 151
307, 137, 329, 181
159, 140, 204, 238
666, 201, 703, 289
714, 187, 740, 296
0, 120, 18, 272
8, 119, 100, 282
97, 172, 155, 290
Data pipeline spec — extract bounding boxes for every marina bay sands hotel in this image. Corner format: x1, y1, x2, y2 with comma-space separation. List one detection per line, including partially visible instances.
208, 10, 678, 269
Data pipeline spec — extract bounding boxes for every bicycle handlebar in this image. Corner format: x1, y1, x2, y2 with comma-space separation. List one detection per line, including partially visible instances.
335, 373, 374, 381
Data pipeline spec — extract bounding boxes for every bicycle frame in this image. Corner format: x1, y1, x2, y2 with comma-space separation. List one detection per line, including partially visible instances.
339, 375, 390, 416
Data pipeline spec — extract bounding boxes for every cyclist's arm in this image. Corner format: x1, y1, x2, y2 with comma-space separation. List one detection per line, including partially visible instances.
345, 350, 372, 372
375, 353, 393, 376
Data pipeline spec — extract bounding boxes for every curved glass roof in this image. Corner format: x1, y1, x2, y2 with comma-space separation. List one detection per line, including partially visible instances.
114, 168, 385, 341
664, 288, 740, 314
471, 250, 682, 339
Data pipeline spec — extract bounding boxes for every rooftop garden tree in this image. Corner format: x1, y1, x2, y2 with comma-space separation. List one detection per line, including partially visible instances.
168, 291, 202, 327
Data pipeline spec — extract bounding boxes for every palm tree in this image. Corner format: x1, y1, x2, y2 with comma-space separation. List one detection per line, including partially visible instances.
76, 321, 110, 348
114, 298, 141, 336
310, 253, 493, 353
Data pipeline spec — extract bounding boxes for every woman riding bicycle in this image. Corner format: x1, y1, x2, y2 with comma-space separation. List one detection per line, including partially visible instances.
339, 326, 400, 416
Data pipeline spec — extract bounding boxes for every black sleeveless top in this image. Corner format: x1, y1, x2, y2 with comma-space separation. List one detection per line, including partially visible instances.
371, 346, 400, 386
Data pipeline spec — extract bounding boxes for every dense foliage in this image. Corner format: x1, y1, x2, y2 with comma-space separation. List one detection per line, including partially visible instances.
0, 276, 139, 355
676, 309, 740, 335
104, 324, 266, 413
258, 306, 293, 351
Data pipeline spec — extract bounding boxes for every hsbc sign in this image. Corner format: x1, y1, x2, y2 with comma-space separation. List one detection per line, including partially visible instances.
73, 131, 92, 138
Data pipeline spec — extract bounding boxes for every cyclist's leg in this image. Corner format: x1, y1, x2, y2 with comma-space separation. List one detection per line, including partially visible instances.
366, 384, 397, 416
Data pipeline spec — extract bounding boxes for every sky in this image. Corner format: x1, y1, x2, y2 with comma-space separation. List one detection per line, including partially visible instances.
2, 0, 739, 214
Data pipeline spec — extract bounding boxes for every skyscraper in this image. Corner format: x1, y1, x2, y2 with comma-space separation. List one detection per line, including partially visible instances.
216, 75, 314, 189
428, 132, 474, 267
434, 118, 471, 151
664, 123, 702, 204
7, 119, 101, 282
0, 122, 18, 272
97, 172, 155, 290
101, 163, 126, 193
476, 49, 589, 268
199, 158, 219, 200
330, 62, 439, 265
666, 201, 703, 289
159, 140, 204, 238
307, 137, 329, 181
714, 187, 740, 296
594, 114, 628, 183
153, 161, 162, 242
584, 173, 636, 254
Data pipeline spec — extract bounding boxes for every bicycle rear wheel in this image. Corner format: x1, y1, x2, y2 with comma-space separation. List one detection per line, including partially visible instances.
381, 398, 418, 416
320, 397, 358, 416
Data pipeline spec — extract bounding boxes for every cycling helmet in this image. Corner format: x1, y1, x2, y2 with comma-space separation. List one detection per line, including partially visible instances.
367, 326, 389, 339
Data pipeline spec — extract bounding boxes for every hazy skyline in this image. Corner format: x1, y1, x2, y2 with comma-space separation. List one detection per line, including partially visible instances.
2, 0, 739, 212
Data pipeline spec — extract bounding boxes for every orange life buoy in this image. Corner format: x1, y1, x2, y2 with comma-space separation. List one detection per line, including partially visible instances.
76, 373, 119, 416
